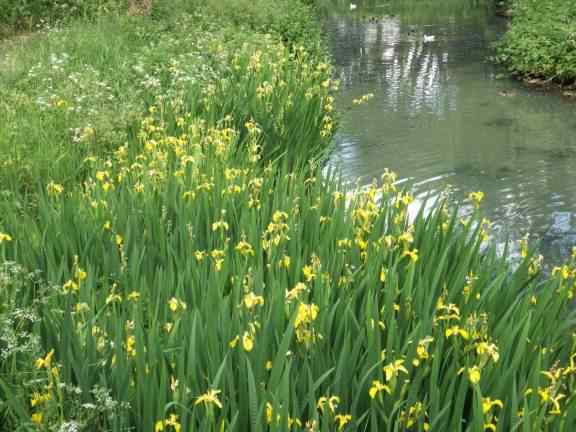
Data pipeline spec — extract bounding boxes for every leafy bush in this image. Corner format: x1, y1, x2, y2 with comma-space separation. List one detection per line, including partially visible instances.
495, 0, 576, 83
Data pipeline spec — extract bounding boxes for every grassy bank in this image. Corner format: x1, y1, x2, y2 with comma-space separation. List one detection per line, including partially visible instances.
495, 0, 576, 86
0, 0, 129, 38
2, 1, 576, 431
0, 0, 327, 197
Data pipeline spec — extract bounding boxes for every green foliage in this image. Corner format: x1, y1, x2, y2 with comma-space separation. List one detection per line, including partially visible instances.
495, 0, 576, 83
203, 0, 324, 52
1, 0, 576, 431
1, 106, 576, 429
0, 4, 334, 197
0, 0, 126, 35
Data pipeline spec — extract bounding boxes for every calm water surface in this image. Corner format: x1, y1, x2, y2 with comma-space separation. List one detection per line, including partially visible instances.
325, 0, 576, 262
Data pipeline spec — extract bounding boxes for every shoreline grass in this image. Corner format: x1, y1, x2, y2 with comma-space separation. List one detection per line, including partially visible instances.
1, 1, 576, 431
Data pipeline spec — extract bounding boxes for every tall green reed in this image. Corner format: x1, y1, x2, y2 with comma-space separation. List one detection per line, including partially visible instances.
1, 103, 576, 430
1, 0, 576, 430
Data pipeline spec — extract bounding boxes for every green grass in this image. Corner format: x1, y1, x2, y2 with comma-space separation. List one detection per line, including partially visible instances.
495, 0, 576, 84
0, 0, 127, 37
1, 0, 576, 431
0, 1, 331, 198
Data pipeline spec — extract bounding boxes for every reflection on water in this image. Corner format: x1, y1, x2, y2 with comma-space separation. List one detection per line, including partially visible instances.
326, 0, 576, 262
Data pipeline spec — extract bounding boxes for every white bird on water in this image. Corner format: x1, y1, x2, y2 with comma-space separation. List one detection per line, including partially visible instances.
350, 3, 357, 10
423, 34, 435, 42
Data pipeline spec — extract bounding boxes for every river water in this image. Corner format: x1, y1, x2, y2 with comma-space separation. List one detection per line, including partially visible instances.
325, 0, 576, 262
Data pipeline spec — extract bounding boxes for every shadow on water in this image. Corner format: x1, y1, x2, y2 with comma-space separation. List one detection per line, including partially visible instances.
483, 117, 517, 128
512, 145, 576, 161
324, 0, 576, 263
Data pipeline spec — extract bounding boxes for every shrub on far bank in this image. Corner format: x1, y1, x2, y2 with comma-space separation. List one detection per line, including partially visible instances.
495, 0, 576, 84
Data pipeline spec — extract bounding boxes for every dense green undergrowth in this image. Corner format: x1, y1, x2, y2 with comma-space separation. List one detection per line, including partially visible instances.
495, 0, 576, 85
0, 0, 127, 37
0, 0, 326, 198
2, 1, 576, 431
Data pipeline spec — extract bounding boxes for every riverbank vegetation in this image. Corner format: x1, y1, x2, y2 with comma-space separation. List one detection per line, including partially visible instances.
0, 0, 128, 38
495, 0, 576, 86
2, 0, 576, 431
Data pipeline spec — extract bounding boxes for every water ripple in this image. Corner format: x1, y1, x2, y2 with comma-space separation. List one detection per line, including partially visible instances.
326, 0, 576, 262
